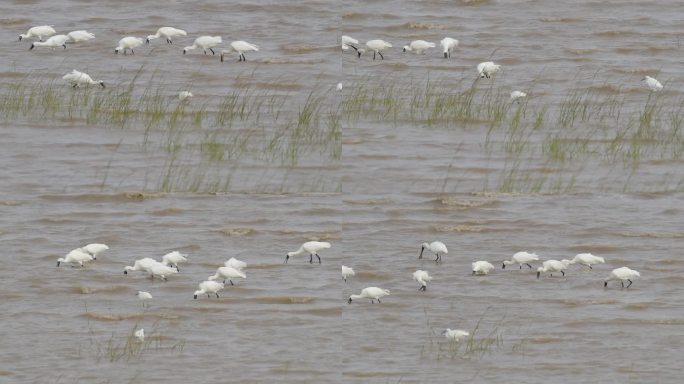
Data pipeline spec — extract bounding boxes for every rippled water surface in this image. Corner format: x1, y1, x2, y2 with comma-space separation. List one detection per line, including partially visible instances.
2, 0, 684, 382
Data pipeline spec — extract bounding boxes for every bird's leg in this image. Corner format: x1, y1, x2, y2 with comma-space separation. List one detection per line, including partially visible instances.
316, 254, 321, 264
373, 51, 376, 60
72, 84, 78, 88
621, 281, 624, 288
627, 279, 633, 288
561, 271, 565, 276
203, 49, 207, 55
207, 293, 211, 298
377, 298, 382, 303
176, 266, 180, 272
167, 39, 172, 44
216, 293, 220, 298
589, 265, 593, 269
230, 280, 234, 286
379, 52, 384, 60
371, 300, 374, 304
309, 254, 313, 263
223, 279, 226, 284
519, 265, 523, 269
526, 263, 533, 269
131, 49, 134, 55
209, 48, 215, 55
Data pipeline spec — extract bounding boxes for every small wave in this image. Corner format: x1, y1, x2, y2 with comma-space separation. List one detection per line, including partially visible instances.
281, 44, 320, 54
40, 192, 165, 203
342, 138, 364, 145
219, 228, 256, 237
613, 67, 658, 75
355, 271, 390, 280
0, 18, 29, 25
150, 207, 186, 216
616, 231, 684, 239
258, 58, 324, 65
432, 225, 486, 233
567, 245, 621, 253
588, 84, 623, 93
407, 22, 448, 30
557, 298, 618, 307
527, 336, 563, 344
566, 48, 596, 55
540, 17, 580, 23
624, 303, 651, 311
72, 285, 130, 295
344, 198, 391, 205
81, 312, 180, 321
594, 30, 639, 37
439, 197, 496, 209
254, 296, 315, 304
293, 307, 341, 316
461, 0, 492, 4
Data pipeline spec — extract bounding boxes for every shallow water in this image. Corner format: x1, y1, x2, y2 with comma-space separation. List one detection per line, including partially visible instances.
1, 0, 684, 383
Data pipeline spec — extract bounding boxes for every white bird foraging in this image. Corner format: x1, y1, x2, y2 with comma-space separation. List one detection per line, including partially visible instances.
136, 291, 152, 308
115, 36, 144, 55
440, 37, 459, 58
79, 243, 109, 259
442, 329, 469, 342
194, 280, 225, 299
642, 76, 663, 92
472, 261, 495, 275
183, 36, 222, 55
208, 266, 246, 286
161, 251, 188, 271
62, 70, 105, 88
348, 287, 390, 304
570, 253, 605, 269
342, 265, 355, 282
66, 30, 95, 43
285, 241, 331, 264
477, 61, 502, 78
178, 91, 193, 101
604, 267, 640, 288
29, 34, 68, 50
413, 270, 432, 291
147, 27, 187, 44
336, 82, 343, 91
419, 241, 448, 263
502, 251, 539, 269
341, 35, 359, 51
134, 328, 145, 342
19, 25, 56, 41
148, 263, 178, 281
536, 259, 571, 278
124, 257, 160, 275
402, 40, 436, 55
510, 91, 527, 102
220, 40, 258, 62
358, 39, 392, 60
57, 249, 93, 267
225, 257, 247, 271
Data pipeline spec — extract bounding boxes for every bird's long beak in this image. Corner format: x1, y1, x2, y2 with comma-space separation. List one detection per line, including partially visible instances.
502, 263, 506, 269
146, 38, 150, 44
357, 51, 361, 58
347, 298, 352, 304
419, 247, 424, 259
349, 44, 358, 51
29, 44, 35, 50
536, 271, 540, 279
19, 36, 22, 41
220, 53, 224, 62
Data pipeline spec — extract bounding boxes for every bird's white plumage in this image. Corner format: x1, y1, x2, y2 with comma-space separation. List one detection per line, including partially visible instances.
225, 257, 247, 270
79, 243, 109, 259
66, 30, 95, 43
477, 61, 501, 78
19, 25, 56, 41
402, 40, 436, 54
502, 251, 539, 269
178, 91, 193, 101
30, 34, 68, 49
115, 36, 144, 54
440, 37, 459, 58
208, 266, 246, 285
286, 241, 331, 263
571, 253, 605, 269
348, 287, 390, 304
57, 249, 94, 267
62, 70, 105, 88
536, 259, 570, 278
510, 91, 527, 101
442, 328, 469, 341
147, 27, 187, 43
336, 82, 343, 91
137, 291, 152, 307
342, 265, 355, 282
413, 270, 432, 290
358, 39, 392, 60
220, 40, 259, 62
341, 35, 359, 51
420, 241, 448, 262
161, 251, 187, 269
472, 260, 495, 275
134, 328, 145, 342
194, 280, 225, 299
183, 36, 222, 55
642, 76, 663, 92
148, 263, 178, 281
605, 267, 640, 288
124, 257, 160, 275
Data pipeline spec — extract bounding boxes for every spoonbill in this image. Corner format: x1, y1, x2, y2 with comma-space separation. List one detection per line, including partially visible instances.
358, 39, 392, 60
440, 37, 459, 58
161, 251, 187, 271
178, 91, 193, 101
502, 251, 539, 269
285, 241, 331, 264
124, 257, 160, 275
225, 257, 247, 270
19, 25, 56, 41
147, 27, 187, 44
136, 291, 152, 308
419, 241, 448, 262
342, 265, 355, 282
57, 249, 93, 267
134, 328, 145, 342
402, 40, 436, 55
642, 76, 663, 92
510, 91, 527, 102
348, 287, 390, 304
570, 253, 605, 269
341, 35, 359, 51
79, 243, 109, 259
336, 82, 343, 91
413, 270, 432, 291
536, 259, 570, 278
62, 70, 105, 88
442, 329, 469, 342
472, 261, 495, 275
183, 36, 221, 55
115, 37, 144, 55
208, 266, 246, 285
604, 267, 640, 288
30, 34, 68, 50
148, 263, 178, 281
194, 280, 225, 299
477, 61, 501, 78
220, 40, 258, 62
66, 30, 95, 43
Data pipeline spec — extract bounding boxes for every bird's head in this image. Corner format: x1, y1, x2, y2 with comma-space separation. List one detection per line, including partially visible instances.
29, 43, 35, 50
99, 81, 105, 88
347, 297, 352, 304
18, 35, 23, 41
402, 45, 409, 52
356, 48, 365, 58
182, 48, 187, 55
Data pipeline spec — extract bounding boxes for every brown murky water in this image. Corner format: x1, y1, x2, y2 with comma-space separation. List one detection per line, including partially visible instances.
2, 0, 684, 382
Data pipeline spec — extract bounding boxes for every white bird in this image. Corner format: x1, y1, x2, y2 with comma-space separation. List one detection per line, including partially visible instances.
502, 251, 539, 269
440, 37, 459, 58
358, 39, 392, 60
419, 241, 448, 262
442, 328, 469, 342
19, 25, 56, 41
161, 251, 187, 271
477, 61, 502, 78
178, 91, 193, 101
146, 27, 187, 44
510, 91, 527, 102
347, 287, 390, 304
336, 82, 343, 91
194, 280, 225, 299
224, 257, 247, 271
342, 265, 355, 282
341, 35, 359, 51
183, 36, 222, 55
136, 291, 152, 308
30, 34, 68, 50
57, 249, 93, 267
570, 253, 605, 269
472, 260, 495, 275
402, 40, 436, 55
115, 37, 144, 55
220, 40, 258, 62
79, 243, 109, 259
604, 267, 640, 288
413, 270, 432, 291
134, 328, 145, 342
285, 241, 331, 264
208, 266, 246, 285
66, 30, 95, 43
642, 76, 663, 92
62, 70, 105, 88
536, 259, 570, 278
148, 263, 178, 281
124, 257, 160, 275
